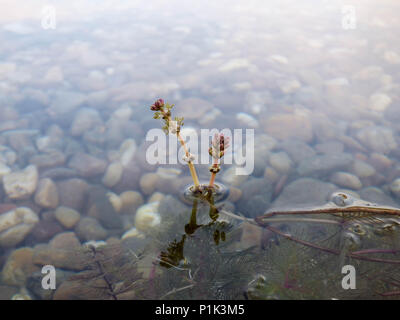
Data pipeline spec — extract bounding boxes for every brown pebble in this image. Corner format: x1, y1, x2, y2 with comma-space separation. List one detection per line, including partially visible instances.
227, 187, 242, 203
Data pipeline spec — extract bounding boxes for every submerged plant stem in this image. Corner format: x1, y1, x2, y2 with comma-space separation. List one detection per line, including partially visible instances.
160, 284, 195, 299
263, 224, 400, 265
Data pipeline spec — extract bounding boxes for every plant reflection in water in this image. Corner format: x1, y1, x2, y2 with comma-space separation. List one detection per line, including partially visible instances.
159, 183, 229, 269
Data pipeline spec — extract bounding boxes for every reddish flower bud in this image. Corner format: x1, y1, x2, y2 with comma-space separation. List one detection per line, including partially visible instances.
210, 133, 229, 159
154, 98, 164, 108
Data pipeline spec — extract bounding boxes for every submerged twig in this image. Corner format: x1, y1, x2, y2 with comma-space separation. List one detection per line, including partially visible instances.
262, 224, 400, 265
160, 284, 195, 299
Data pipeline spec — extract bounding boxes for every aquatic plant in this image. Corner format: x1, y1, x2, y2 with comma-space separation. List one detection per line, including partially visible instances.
252, 192, 400, 266
150, 98, 199, 187
150, 98, 229, 193
208, 132, 229, 188
150, 214, 259, 300
50, 189, 400, 300
53, 242, 145, 300
244, 221, 400, 300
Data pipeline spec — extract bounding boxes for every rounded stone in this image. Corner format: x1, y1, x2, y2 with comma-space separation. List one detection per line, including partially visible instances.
262, 113, 313, 142
369, 153, 392, 170
0, 207, 39, 247
29, 151, 66, 169
390, 178, 400, 198
227, 187, 242, 203
56, 178, 89, 211
112, 105, 133, 119
139, 173, 159, 195
135, 202, 161, 232
271, 178, 337, 210
55, 206, 81, 229
174, 98, 213, 120
263, 167, 280, 183
148, 192, 165, 203
0, 163, 11, 180
236, 112, 259, 128
269, 152, 292, 174
111, 164, 141, 194
70, 108, 102, 136
34, 178, 59, 209
352, 160, 376, 178
75, 217, 108, 241
330, 172, 363, 190
102, 161, 123, 188
119, 191, 144, 215
68, 153, 107, 178
107, 192, 122, 212
356, 126, 397, 154
27, 220, 64, 243
119, 139, 137, 167
1, 247, 39, 287
3, 165, 38, 199
50, 232, 81, 249
368, 93, 392, 112
121, 227, 145, 240
221, 166, 249, 187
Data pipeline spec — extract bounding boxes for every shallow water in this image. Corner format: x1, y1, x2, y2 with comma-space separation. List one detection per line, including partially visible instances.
0, 0, 400, 300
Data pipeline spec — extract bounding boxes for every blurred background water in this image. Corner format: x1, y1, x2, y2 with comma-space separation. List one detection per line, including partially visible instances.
0, 0, 400, 300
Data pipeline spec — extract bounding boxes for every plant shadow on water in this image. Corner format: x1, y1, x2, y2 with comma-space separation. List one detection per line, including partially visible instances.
51, 189, 400, 300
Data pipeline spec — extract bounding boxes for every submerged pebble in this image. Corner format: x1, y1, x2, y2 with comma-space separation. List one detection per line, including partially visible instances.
352, 160, 376, 178
330, 172, 363, 190
119, 139, 137, 167
57, 178, 89, 211
0, 207, 39, 247
55, 206, 81, 229
102, 161, 123, 187
263, 113, 313, 143
269, 152, 292, 174
34, 178, 59, 209
236, 112, 259, 128
3, 165, 38, 199
107, 192, 122, 212
148, 192, 165, 203
356, 126, 397, 154
139, 173, 159, 195
221, 166, 249, 187
297, 153, 354, 178
368, 93, 392, 112
1, 247, 39, 287
112, 105, 133, 120
70, 108, 102, 137
390, 178, 400, 198
0, 163, 11, 179
75, 217, 108, 241
68, 153, 107, 177
121, 227, 145, 240
135, 202, 161, 232
119, 190, 144, 215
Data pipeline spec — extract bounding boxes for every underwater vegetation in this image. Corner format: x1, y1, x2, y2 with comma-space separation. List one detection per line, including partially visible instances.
42, 100, 400, 300
48, 185, 400, 300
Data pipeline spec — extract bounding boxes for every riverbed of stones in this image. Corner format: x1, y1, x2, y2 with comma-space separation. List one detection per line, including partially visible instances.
1, 0, 400, 299
1, 95, 400, 299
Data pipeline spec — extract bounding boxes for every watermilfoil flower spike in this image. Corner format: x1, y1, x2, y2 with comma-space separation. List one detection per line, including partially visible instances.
208, 133, 229, 188
150, 98, 200, 188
